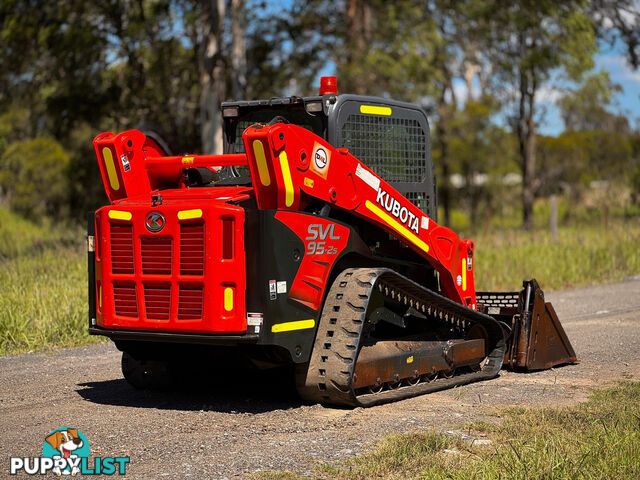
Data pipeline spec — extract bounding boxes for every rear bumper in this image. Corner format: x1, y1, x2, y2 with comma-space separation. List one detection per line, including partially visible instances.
89, 326, 259, 345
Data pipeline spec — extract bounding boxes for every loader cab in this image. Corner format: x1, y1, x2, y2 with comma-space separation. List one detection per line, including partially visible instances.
221, 88, 437, 220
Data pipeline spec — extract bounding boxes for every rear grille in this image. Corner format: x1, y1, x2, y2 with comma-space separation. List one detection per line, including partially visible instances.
113, 283, 138, 317
178, 284, 204, 320
144, 283, 171, 320
141, 237, 172, 275
110, 224, 134, 274
180, 223, 205, 275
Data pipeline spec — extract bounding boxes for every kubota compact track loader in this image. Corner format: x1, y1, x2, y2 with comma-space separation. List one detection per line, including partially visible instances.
88, 76, 577, 407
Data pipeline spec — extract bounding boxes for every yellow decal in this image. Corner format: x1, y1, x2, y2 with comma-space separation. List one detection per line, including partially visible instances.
102, 147, 120, 191
279, 151, 295, 207
271, 319, 315, 333
304, 177, 314, 188
365, 200, 429, 253
224, 287, 234, 311
177, 209, 203, 220
181, 156, 194, 165
98, 285, 102, 309
406, 355, 414, 364
360, 105, 392, 116
462, 258, 467, 291
252, 140, 271, 186
108, 210, 132, 221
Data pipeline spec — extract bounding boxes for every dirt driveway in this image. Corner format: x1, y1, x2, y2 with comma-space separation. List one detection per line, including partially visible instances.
2, 277, 639, 479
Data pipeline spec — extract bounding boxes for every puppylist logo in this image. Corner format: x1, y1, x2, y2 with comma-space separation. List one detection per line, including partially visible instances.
10, 428, 130, 476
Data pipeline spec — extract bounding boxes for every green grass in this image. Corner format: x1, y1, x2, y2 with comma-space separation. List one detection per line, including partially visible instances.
0, 207, 103, 355
449, 197, 640, 291
253, 382, 640, 480
1, 197, 639, 355
473, 220, 640, 291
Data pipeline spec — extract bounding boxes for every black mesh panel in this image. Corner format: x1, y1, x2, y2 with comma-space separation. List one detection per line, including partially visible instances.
340, 114, 427, 183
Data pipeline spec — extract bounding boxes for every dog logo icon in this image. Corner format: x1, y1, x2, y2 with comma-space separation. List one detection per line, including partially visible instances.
43, 428, 90, 476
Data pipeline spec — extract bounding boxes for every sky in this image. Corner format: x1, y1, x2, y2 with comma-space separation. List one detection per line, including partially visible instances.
540, 42, 640, 135
447, 39, 640, 136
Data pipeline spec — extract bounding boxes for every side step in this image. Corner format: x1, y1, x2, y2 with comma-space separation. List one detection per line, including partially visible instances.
477, 279, 578, 371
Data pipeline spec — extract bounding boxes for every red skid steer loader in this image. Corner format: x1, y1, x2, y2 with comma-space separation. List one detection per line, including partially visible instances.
87, 77, 576, 407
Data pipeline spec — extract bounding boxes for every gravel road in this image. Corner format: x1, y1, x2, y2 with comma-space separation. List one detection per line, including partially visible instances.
2, 277, 639, 479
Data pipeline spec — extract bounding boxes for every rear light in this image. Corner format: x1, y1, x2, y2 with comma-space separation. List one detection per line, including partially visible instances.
222, 106, 239, 117
222, 217, 234, 259
305, 101, 323, 113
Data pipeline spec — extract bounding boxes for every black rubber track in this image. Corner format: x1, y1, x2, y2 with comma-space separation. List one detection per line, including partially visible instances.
297, 268, 506, 407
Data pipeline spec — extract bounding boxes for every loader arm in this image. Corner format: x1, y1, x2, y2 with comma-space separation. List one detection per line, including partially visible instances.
242, 123, 477, 308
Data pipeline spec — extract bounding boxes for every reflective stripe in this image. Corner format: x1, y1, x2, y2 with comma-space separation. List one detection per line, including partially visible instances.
365, 200, 429, 253
177, 209, 202, 220
252, 140, 271, 186
279, 151, 294, 207
271, 319, 315, 333
360, 105, 392, 116
224, 287, 234, 311
102, 147, 120, 191
108, 210, 132, 221
462, 258, 467, 291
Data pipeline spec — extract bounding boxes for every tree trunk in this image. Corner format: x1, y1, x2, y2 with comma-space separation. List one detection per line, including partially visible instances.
230, 0, 247, 100
345, 0, 373, 95
549, 194, 558, 242
523, 81, 537, 229
436, 90, 451, 227
517, 33, 537, 230
200, 0, 226, 154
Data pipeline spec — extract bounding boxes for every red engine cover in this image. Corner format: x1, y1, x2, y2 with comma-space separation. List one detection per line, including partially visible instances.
95, 199, 247, 334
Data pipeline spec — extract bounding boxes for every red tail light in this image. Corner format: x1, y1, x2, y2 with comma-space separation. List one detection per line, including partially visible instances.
222, 217, 234, 259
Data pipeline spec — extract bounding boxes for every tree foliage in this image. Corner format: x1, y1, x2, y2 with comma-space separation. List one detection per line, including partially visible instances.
0, 138, 70, 220
0, 0, 638, 227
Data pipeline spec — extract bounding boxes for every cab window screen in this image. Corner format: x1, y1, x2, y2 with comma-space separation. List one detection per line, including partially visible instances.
340, 114, 427, 183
